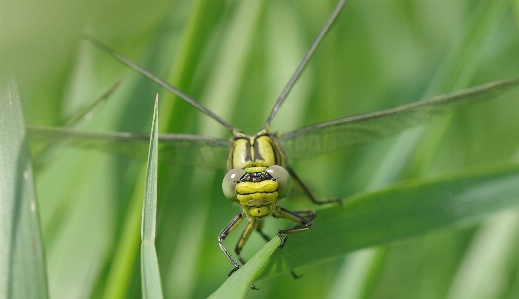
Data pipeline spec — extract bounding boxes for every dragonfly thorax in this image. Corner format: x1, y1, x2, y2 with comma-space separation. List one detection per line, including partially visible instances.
226, 131, 285, 170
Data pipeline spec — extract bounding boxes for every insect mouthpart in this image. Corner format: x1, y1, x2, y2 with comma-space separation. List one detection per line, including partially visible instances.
244, 205, 273, 218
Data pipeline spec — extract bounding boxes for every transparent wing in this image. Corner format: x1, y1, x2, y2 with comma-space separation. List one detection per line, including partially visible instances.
27, 126, 230, 170
280, 79, 519, 159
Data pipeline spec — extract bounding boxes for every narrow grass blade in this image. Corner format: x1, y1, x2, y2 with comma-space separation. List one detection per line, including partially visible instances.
63, 80, 121, 127
209, 237, 281, 299
0, 79, 48, 298
258, 162, 519, 279
140, 95, 163, 299
30, 81, 121, 167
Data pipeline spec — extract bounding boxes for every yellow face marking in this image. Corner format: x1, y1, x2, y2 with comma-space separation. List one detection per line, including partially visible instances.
237, 192, 278, 203
235, 180, 277, 195
245, 166, 267, 173
236, 184, 278, 205
235, 180, 279, 217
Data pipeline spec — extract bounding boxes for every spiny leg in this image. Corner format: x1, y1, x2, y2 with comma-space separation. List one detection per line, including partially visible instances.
233, 218, 260, 290
218, 212, 245, 276
218, 213, 261, 290
255, 209, 315, 244
235, 218, 256, 266
287, 166, 343, 205
255, 219, 304, 279
255, 218, 271, 243
292, 209, 316, 222
272, 207, 314, 248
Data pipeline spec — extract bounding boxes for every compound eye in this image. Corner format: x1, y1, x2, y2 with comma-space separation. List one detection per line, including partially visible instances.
266, 165, 292, 199
222, 168, 246, 200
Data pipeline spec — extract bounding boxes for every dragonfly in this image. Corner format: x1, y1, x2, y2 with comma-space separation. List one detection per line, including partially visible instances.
27, 0, 519, 282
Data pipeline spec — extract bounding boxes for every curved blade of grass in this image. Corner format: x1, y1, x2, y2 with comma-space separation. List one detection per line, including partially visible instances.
63, 80, 121, 128
31, 81, 121, 168
257, 162, 519, 279
141, 95, 163, 299
209, 237, 281, 299
0, 79, 48, 298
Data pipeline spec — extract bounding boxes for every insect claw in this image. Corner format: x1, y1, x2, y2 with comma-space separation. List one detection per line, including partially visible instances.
291, 270, 303, 279
250, 283, 260, 290
228, 266, 240, 277
277, 234, 287, 248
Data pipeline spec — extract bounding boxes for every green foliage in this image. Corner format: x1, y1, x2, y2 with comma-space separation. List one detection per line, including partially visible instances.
141, 97, 163, 299
3, 1, 519, 298
0, 80, 48, 298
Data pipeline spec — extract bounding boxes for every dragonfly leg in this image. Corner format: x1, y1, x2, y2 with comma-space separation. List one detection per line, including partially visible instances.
255, 218, 271, 242
256, 219, 303, 279
272, 206, 314, 248
235, 218, 256, 266
218, 212, 245, 276
287, 166, 343, 205
292, 209, 316, 221
234, 218, 260, 290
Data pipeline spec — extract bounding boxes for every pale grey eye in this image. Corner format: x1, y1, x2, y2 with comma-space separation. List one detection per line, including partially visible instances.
222, 168, 246, 200
266, 165, 292, 199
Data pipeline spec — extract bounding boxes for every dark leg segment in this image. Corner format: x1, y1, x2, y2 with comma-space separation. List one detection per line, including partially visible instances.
287, 166, 343, 205
292, 209, 316, 221
236, 219, 261, 290
218, 212, 245, 276
255, 218, 303, 279
235, 218, 256, 265
272, 206, 314, 248
255, 218, 271, 242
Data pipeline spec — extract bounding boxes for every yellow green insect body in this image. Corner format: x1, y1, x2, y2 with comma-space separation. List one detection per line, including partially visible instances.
219, 130, 322, 277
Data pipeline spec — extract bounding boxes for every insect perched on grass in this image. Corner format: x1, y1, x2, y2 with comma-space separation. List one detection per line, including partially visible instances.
25, 0, 519, 293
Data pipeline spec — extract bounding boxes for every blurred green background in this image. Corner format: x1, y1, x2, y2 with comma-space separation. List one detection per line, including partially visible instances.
2, 0, 519, 298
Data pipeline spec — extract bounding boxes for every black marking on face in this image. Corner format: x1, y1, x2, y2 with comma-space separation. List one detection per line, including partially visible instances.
239, 171, 273, 183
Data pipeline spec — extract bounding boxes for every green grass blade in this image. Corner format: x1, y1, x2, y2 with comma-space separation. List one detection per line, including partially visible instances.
0, 79, 48, 298
31, 81, 121, 168
209, 237, 280, 299
259, 162, 519, 279
63, 80, 121, 128
141, 95, 163, 299
445, 211, 519, 299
